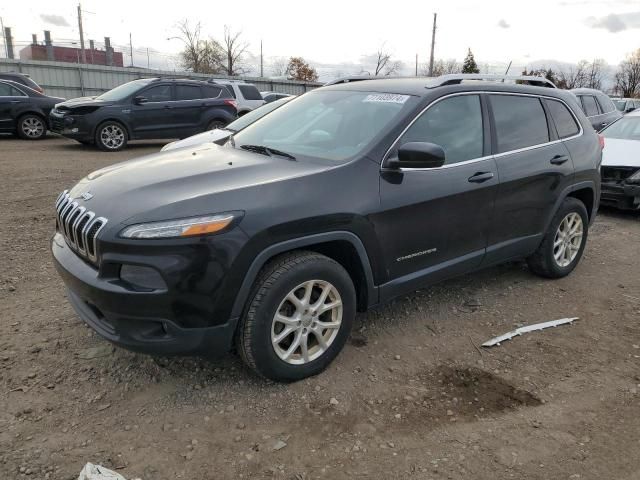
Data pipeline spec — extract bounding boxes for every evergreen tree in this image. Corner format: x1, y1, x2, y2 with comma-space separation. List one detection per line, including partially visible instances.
462, 49, 480, 74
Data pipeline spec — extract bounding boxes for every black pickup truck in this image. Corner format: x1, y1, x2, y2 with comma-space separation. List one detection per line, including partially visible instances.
50, 78, 237, 151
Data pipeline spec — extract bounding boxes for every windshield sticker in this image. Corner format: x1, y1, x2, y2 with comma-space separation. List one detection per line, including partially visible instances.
363, 94, 410, 104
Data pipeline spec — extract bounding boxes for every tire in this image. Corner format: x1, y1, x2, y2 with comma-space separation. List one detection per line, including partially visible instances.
527, 197, 589, 278
206, 119, 226, 131
237, 251, 356, 382
17, 114, 47, 140
95, 121, 128, 151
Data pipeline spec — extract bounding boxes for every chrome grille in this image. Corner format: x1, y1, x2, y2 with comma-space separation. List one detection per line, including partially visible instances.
55, 190, 107, 262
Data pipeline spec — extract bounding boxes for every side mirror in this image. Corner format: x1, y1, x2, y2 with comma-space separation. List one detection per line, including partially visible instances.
386, 142, 446, 169
134, 96, 148, 105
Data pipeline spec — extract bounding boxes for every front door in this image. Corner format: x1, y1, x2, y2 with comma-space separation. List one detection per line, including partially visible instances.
129, 84, 176, 139
373, 93, 498, 300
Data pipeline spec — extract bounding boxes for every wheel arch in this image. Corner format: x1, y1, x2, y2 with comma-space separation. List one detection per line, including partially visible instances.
230, 232, 378, 320
544, 181, 597, 233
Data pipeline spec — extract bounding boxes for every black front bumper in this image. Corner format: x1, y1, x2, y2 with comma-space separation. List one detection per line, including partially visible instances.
49, 111, 93, 140
52, 234, 238, 357
600, 181, 640, 210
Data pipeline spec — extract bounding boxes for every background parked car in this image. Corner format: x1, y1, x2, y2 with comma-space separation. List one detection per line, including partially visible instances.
613, 98, 640, 114
162, 95, 295, 151
0, 79, 64, 140
571, 88, 622, 131
260, 91, 292, 103
0, 72, 45, 94
598, 111, 640, 210
210, 79, 265, 115
50, 78, 237, 151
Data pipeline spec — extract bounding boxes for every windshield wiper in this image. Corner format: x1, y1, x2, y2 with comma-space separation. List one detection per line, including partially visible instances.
240, 144, 296, 160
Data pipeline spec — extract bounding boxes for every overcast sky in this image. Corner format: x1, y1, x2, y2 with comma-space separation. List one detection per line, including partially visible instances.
1, 0, 638, 73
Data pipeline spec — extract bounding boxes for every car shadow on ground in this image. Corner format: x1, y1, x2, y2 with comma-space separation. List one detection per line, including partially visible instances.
598, 206, 640, 220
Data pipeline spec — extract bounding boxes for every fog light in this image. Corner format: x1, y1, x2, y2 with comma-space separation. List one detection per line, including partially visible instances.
120, 265, 167, 291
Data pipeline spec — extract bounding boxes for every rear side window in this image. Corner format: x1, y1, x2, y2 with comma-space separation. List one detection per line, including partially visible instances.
491, 95, 549, 153
205, 85, 223, 98
596, 95, 616, 114
238, 85, 263, 101
581, 95, 600, 117
399, 94, 484, 164
141, 85, 172, 102
546, 99, 580, 139
0, 82, 13, 96
175, 85, 203, 100
220, 85, 236, 98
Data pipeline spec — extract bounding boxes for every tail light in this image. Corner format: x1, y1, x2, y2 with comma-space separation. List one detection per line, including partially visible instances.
598, 134, 605, 150
224, 99, 238, 110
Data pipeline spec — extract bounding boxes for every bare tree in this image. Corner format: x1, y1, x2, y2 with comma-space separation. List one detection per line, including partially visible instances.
175, 20, 224, 74
372, 45, 401, 76
615, 49, 640, 98
420, 58, 460, 76
585, 58, 606, 89
269, 56, 288, 77
221, 26, 249, 76
558, 60, 589, 89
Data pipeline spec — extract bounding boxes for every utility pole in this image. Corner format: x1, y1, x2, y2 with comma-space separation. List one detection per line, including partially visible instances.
129, 32, 133, 67
0, 17, 7, 58
147, 48, 150, 69
77, 4, 87, 64
415, 54, 418, 76
260, 40, 263, 77
428, 13, 437, 77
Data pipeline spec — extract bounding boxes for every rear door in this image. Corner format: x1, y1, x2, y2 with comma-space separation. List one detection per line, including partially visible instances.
172, 84, 207, 135
578, 94, 606, 131
129, 83, 175, 139
375, 93, 498, 297
0, 82, 26, 132
484, 93, 575, 264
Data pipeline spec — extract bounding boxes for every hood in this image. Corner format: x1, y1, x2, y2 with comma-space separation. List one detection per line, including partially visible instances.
601, 138, 640, 168
55, 96, 111, 110
67, 144, 331, 228
161, 129, 231, 152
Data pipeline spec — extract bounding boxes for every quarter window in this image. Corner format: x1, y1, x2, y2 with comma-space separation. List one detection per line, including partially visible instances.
546, 99, 580, 139
581, 95, 600, 117
596, 95, 616, 114
397, 94, 484, 164
239, 85, 263, 101
491, 95, 550, 153
140, 85, 172, 102
175, 85, 203, 101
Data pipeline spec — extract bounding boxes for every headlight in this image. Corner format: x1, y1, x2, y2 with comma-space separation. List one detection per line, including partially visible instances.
627, 169, 640, 185
120, 213, 236, 239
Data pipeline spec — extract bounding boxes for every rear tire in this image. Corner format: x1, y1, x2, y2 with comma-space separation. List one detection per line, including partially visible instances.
95, 121, 128, 151
206, 119, 225, 131
237, 251, 356, 382
17, 114, 47, 140
527, 197, 589, 278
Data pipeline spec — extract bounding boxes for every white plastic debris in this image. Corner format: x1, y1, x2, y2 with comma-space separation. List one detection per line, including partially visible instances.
78, 463, 127, 480
482, 317, 579, 347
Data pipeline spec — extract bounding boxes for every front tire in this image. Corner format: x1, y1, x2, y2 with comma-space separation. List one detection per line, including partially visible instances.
237, 251, 356, 382
17, 114, 47, 140
527, 197, 589, 278
95, 121, 128, 151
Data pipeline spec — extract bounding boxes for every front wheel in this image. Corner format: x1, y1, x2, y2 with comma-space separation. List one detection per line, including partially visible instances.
527, 197, 589, 278
17, 114, 47, 140
237, 251, 356, 382
95, 121, 128, 151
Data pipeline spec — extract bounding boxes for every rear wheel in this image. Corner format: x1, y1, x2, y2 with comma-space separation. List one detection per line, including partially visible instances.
237, 251, 356, 382
17, 114, 46, 140
95, 121, 128, 151
206, 119, 225, 131
527, 197, 589, 278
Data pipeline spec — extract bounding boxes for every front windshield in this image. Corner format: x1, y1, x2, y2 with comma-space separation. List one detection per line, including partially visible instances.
226, 97, 292, 132
601, 117, 640, 140
614, 100, 626, 112
232, 90, 416, 162
96, 78, 154, 101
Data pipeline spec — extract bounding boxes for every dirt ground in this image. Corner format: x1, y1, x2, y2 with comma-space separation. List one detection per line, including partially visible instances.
1, 136, 639, 480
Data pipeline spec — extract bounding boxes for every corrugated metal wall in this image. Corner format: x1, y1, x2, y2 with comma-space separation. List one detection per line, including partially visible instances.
0, 59, 322, 100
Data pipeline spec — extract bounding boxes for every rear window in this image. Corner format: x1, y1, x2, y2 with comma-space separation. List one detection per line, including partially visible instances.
596, 95, 616, 114
546, 99, 580, 139
175, 84, 203, 100
239, 85, 263, 101
222, 85, 236, 98
491, 95, 550, 153
581, 95, 600, 117
205, 85, 223, 98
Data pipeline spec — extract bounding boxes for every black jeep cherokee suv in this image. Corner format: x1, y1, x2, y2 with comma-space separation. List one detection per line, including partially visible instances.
52, 75, 602, 382
50, 78, 237, 151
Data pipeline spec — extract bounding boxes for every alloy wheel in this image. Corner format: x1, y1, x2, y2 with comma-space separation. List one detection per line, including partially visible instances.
22, 117, 44, 138
271, 280, 343, 365
553, 212, 583, 267
100, 124, 125, 149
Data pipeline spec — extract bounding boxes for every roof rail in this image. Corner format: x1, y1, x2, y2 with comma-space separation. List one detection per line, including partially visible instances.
427, 74, 557, 89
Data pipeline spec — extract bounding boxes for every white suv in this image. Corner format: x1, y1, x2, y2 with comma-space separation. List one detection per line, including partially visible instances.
211, 80, 265, 115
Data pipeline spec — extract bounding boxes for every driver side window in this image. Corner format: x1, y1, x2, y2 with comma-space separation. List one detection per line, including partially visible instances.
140, 85, 172, 102
397, 94, 484, 165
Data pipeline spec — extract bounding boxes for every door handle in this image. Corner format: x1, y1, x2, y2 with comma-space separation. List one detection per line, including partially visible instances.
10, 100, 22, 104
550, 154, 569, 165
468, 172, 494, 183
